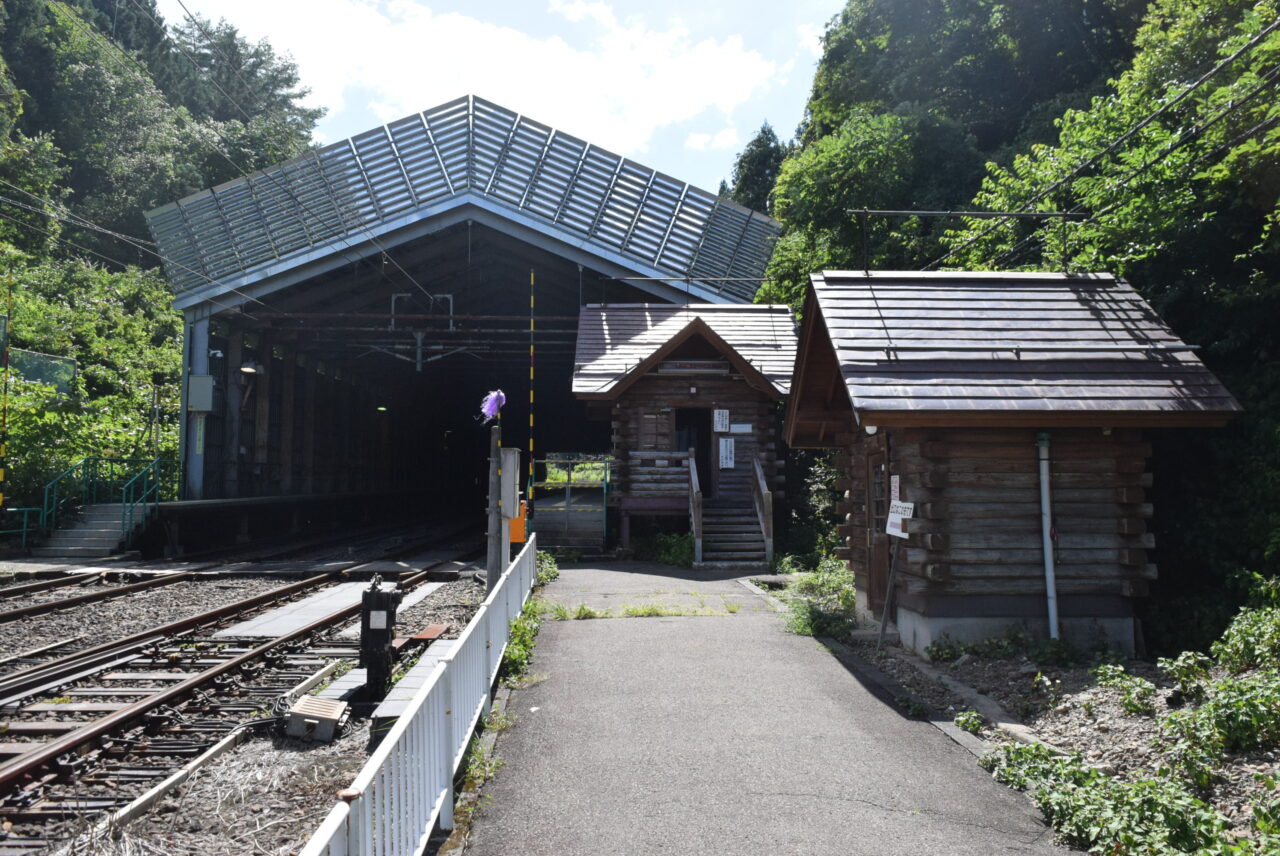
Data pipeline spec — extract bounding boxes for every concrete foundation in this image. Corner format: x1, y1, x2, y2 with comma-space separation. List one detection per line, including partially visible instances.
895, 608, 1136, 658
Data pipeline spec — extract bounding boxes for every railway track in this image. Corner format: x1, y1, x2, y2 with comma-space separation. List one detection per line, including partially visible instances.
0, 532, 480, 854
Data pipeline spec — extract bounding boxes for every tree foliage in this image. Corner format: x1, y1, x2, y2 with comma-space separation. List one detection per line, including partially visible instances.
0, 0, 318, 509
939, 0, 1280, 650
726, 122, 787, 214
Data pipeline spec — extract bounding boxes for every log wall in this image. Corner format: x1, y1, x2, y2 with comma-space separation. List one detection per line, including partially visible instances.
840, 426, 1154, 617
611, 372, 784, 502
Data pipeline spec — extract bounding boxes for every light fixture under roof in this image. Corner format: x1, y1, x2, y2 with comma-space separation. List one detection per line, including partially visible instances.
239, 360, 263, 375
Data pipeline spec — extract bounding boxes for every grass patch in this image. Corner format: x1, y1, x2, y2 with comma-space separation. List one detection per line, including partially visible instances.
573, 602, 609, 619
724, 600, 741, 614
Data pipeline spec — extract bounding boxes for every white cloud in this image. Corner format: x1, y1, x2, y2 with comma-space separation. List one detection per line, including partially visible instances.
685, 132, 712, 151
156, 0, 778, 159
796, 22, 825, 58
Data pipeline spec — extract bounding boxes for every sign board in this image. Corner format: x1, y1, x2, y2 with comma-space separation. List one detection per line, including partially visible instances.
719, 437, 735, 468
886, 500, 914, 539
729, 423, 751, 434
188, 375, 215, 411
890, 475, 900, 502
713, 409, 729, 432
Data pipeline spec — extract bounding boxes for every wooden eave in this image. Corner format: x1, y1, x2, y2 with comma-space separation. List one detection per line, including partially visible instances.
575, 317, 785, 402
784, 285, 856, 447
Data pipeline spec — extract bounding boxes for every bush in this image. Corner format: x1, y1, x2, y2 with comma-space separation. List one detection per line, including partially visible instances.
1211, 607, 1280, 673
954, 709, 984, 734
784, 556, 857, 637
1158, 651, 1212, 702
1161, 671, 1280, 788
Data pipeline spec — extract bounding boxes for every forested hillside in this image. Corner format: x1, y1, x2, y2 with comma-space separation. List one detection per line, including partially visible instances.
742, 0, 1280, 652
0, 0, 318, 503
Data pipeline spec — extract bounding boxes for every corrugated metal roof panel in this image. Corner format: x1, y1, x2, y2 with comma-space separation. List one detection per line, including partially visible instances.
145, 96, 780, 303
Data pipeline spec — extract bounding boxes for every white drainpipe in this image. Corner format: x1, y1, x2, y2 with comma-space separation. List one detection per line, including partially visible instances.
1037, 432, 1060, 639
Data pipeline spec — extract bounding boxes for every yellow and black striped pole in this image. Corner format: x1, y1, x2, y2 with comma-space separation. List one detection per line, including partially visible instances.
529, 269, 535, 489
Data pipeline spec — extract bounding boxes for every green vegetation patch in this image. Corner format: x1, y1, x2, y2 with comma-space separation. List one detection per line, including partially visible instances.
782, 555, 857, 637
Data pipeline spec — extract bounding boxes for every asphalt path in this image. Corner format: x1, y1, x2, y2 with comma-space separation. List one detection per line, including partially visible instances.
465, 562, 1067, 856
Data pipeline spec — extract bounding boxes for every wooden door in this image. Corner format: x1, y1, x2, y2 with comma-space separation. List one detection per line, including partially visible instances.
866, 450, 889, 611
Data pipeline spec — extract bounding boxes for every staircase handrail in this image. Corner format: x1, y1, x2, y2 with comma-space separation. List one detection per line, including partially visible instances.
121, 458, 180, 539
688, 447, 703, 564
41, 457, 176, 537
752, 455, 774, 566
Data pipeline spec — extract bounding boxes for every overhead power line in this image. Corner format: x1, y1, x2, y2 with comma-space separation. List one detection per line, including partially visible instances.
924, 14, 1280, 271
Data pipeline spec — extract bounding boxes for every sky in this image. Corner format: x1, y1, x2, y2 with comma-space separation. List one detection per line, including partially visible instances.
153, 0, 842, 194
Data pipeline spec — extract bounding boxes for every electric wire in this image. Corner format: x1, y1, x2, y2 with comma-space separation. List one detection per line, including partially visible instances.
0, 207, 258, 320
989, 60, 1280, 269
0, 188, 269, 309
923, 14, 1280, 271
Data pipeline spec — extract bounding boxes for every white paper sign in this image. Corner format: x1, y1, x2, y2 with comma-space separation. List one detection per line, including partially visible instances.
729, 423, 751, 434
713, 409, 730, 432
890, 475, 900, 502
886, 501, 914, 539
369, 610, 388, 630
719, 437, 735, 468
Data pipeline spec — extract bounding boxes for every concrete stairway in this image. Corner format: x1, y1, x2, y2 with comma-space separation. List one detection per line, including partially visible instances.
699, 504, 767, 569
30, 504, 126, 559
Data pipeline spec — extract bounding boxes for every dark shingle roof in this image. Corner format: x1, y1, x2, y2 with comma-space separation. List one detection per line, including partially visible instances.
573, 304, 796, 397
811, 271, 1240, 420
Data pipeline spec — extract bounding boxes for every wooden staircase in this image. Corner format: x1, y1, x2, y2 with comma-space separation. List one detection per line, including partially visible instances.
700, 503, 768, 567
31, 504, 127, 559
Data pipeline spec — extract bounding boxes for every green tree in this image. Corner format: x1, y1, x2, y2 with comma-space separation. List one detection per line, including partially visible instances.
727, 122, 787, 214
941, 0, 1280, 651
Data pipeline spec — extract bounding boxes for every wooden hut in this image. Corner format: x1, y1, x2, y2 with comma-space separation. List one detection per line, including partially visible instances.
785, 271, 1240, 654
573, 304, 796, 566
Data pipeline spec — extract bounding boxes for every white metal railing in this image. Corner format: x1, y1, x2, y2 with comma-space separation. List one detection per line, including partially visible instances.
301, 534, 539, 856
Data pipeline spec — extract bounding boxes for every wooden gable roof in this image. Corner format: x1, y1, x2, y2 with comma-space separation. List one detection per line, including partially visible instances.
572, 304, 796, 400
786, 271, 1240, 442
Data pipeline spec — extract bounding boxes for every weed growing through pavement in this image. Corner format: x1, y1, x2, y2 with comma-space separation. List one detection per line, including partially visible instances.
499, 598, 543, 679
724, 600, 741, 614
483, 708, 518, 732
535, 551, 560, 586
954, 710, 984, 735
462, 738, 503, 788
573, 603, 609, 619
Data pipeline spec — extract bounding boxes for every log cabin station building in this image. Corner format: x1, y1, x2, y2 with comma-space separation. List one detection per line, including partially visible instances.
785, 271, 1240, 655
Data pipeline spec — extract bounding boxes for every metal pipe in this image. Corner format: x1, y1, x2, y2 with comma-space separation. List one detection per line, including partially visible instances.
1037, 432, 1060, 639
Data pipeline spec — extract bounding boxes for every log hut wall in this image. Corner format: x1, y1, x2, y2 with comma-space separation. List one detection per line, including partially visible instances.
838, 425, 1152, 652
610, 371, 784, 501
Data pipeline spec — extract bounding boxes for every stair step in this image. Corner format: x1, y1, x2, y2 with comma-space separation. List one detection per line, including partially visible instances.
31, 546, 118, 558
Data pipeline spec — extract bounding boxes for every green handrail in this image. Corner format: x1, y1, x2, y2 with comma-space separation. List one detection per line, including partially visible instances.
41, 457, 178, 542
0, 507, 41, 550
121, 458, 180, 537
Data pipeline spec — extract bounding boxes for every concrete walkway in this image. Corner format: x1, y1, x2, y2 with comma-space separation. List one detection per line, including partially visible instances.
465, 562, 1065, 856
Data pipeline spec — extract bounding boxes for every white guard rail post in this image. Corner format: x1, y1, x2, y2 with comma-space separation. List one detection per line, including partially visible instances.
301, 534, 539, 856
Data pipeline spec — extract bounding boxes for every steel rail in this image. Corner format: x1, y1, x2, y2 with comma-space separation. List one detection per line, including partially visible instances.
0, 572, 339, 701
0, 573, 196, 625
0, 572, 103, 601
0, 560, 449, 794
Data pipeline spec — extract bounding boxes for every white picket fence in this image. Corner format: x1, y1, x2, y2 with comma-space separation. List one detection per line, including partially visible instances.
301, 535, 539, 856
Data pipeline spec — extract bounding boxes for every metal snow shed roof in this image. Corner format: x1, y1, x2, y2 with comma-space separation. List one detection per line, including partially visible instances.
145, 96, 780, 309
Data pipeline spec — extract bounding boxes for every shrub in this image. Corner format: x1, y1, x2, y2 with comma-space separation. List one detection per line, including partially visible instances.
1211, 607, 1280, 673
784, 557, 856, 637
